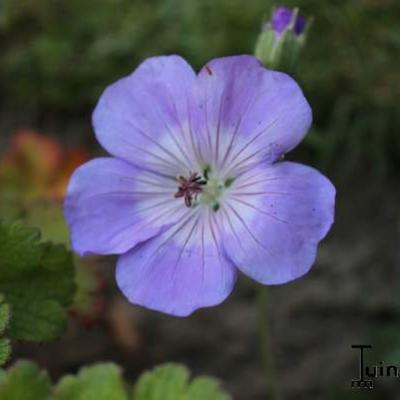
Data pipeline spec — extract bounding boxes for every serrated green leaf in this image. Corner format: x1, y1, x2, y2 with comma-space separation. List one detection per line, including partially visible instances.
54, 363, 128, 400
0, 294, 10, 334
0, 294, 11, 365
0, 360, 51, 400
0, 338, 11, 366
133, 364, 189, 400
186, 377, 231, 400
7, 298, 67, 341
0, 220, 76, 341
0, 221, 42, 276
132, 364, 231, 400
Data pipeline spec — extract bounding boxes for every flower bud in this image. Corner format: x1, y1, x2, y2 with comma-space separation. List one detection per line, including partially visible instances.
254, 6, 309, 73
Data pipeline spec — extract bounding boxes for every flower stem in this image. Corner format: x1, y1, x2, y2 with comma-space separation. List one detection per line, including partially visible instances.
257, 285, 282, 400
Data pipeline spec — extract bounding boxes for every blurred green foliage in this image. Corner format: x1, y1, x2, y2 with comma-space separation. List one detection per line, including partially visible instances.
1, 0, 400, 176
0, 0, 267, 109
291, 0, 400, 177
0, 361, 232, 400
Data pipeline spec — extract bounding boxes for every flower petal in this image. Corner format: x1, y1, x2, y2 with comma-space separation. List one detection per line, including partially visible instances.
116, 209, 237, 316
93, 55, 198, 176
222, 161, 335, 284
65, 158, 183, 256
191, 55, 312, 174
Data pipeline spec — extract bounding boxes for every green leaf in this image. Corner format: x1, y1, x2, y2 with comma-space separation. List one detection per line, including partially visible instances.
0, 294, 10, 335
0, 221, 42, 276
70, 256, 102, 321
0, 220, 76, 341
186, 377, 231, 400
0, 337, 11, 366
132, 364, 231, 400
0, 361, 231, 400
54, 363, 128, 400
0, 294, 11, 365
7, 298, 67, 341
24, 201, 71, 245
133, 364, 189, 400
0, 360, 51, 400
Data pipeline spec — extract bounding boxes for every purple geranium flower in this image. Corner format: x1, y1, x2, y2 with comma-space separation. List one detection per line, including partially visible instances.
271, 6, 306, 36
65, 55, 335, 316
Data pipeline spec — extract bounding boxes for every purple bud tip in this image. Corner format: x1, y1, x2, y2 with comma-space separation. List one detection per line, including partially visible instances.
271, 6, 306, 36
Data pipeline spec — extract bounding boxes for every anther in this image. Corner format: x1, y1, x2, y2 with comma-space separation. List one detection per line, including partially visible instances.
174, 172, 206, 208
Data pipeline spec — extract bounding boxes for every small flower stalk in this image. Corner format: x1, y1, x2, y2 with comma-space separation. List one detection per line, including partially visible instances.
255, 6, 310, 73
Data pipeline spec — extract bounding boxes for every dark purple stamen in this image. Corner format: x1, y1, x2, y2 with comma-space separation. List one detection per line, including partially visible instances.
174, 172, 206, 207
